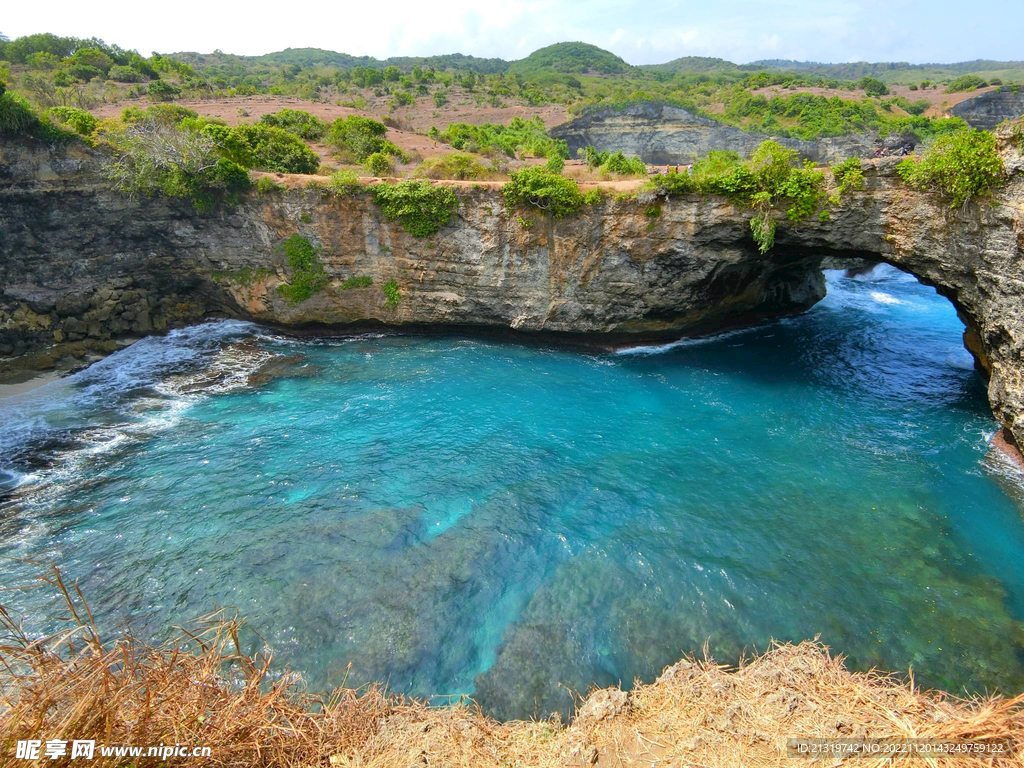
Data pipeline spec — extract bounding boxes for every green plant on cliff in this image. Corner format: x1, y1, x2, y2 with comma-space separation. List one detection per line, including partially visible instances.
105, 119, 251, 212
327, 171, 364, 196
639, 141, 826, 253
46, 106, 97, 136
255, 176, 286, 194
341, 275, 373, 289
327, 170, 363, 196
276, 234, 328, 304
382, 278, 401, 309
363, 151, 395, 177
502, 167, 584, 218
897, 128, 1004, 208
217, 123, 321, 175
0, 88, 76, 141
831, 157, 865, 197
372, 180, 459, 237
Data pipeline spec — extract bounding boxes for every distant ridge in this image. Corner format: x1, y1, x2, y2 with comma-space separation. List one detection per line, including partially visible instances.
166, 43, 1024, 83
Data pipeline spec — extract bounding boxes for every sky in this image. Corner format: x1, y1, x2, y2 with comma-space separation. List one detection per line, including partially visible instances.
2, 0, 1022, 65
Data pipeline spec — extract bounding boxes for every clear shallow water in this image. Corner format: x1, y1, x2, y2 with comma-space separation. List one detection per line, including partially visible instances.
2, 266, 1024, 719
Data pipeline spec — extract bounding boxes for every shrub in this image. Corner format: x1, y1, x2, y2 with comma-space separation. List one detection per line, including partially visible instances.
433, 92, 448, 107
831, 157, 864, 197
108, 65, 146, 83
640, 141, 826, 253
327, 169, 362, 195
644, 170, 695, 197
503, 167, 583, 217
413, 152, 489, 180
147, 79, 181, 101
60, 64, 103, 83
544, 155, 565, 174
105, 119, 250, 211
363, 151, 394, 176
582, 187, 609, 205
382, 278, 401, 309
255, 175, 286, 194
857, 77, 889, 97
123, 104, 197, 125
276, 234, 327, 304
903, 99, 929, 116
224, 123, 320, 174
432, 117, 567, 160
327, 115, 395, 162
25, 51, 60, 70
601, 151, 645, 176
578, 145, 608, 170
373, 180, 459, 237
0, 90, 41, 136
260, 109, 327, 141
341, 275, 372, 289
47, 106, 97, 136
0, 90, 75, 141
897, 128, 1004, 207
945, 75, 988, 94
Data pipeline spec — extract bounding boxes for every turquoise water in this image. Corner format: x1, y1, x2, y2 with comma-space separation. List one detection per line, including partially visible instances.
2, 266, 1024, 719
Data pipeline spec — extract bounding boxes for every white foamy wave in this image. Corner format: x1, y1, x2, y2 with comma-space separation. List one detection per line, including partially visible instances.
870, 291, 906, 305
0, 320, 263, 495
157, 341, 275, 397
71, 320, 260, 402
615, 326, 760, 356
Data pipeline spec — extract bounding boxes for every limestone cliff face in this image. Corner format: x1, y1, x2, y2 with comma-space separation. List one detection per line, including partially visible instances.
2, 136, 1024, 451
549, 102, 876, 165
952, 87, 1024, 130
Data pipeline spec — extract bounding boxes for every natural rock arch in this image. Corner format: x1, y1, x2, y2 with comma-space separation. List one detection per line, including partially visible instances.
1, 140, 1022, 452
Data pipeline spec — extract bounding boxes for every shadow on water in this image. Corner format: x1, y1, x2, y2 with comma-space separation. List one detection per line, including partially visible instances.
1, 267, 1024, 721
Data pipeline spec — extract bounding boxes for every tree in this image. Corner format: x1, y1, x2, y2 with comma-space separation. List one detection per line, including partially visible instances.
363, 151, 394, 176
147, 80, 181, 101
857, 76, 889, 97
105, 118, 250, 210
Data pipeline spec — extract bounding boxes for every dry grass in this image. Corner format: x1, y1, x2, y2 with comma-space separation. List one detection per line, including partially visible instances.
2, 569, 1023, 767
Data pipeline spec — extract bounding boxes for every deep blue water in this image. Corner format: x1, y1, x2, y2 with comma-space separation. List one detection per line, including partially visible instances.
2, 266, 1024, 719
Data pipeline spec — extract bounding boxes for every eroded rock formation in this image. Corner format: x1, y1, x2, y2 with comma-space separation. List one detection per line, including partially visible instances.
549, 102, 876, 164
952, 87, 1024, 130
2, 135, 1023, 452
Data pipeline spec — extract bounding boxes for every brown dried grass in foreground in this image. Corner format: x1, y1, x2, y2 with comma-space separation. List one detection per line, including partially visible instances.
1, 570, 1023, 767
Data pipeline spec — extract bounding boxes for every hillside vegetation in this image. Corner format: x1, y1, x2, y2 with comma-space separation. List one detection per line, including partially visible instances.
2, 34, 1021, 142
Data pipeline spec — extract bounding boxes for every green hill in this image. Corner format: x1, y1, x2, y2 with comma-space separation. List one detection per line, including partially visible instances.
256, 47, 383, 69
507, 42, 631, 76
741, 58, 1024, 83
642, 56, 742, 75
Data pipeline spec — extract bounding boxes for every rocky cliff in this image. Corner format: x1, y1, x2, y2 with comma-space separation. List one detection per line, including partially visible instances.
952, 87, 1024, 130
2, 135, 1024, 452
549, 102, 876, 164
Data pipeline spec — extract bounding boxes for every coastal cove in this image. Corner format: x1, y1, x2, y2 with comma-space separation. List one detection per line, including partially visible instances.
2, 266, 1024, 720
